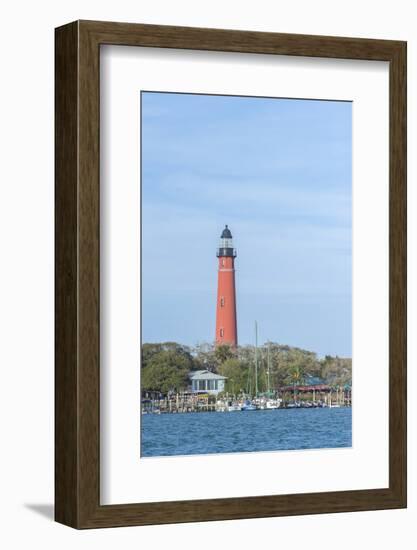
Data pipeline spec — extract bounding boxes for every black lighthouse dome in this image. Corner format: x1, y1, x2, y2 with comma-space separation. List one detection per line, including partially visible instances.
221, 225, 232, 239
217, 225, 237, 258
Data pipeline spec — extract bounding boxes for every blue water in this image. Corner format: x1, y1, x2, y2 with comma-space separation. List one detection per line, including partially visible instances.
141, 408, 352, 457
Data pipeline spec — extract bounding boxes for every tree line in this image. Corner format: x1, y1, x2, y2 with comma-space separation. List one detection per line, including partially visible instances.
141, 341, 352, 395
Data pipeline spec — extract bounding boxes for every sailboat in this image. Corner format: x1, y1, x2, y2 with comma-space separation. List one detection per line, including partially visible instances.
241, 321, 260, 411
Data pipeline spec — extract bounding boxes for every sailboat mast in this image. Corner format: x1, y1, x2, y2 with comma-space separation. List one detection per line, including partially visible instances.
255, 321, 259, 396
267, 343, 271, 394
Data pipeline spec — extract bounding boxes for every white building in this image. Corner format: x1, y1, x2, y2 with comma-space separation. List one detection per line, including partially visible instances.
189, 370, 227, 395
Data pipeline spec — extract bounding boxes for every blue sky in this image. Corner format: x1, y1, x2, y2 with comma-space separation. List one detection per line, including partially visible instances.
141, 92, 352, 357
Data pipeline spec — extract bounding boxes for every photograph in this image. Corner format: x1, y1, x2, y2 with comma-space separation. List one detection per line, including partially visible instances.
140, 91, 352, 458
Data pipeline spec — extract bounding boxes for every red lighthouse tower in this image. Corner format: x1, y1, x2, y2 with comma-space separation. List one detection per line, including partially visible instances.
215, 225, 238, 347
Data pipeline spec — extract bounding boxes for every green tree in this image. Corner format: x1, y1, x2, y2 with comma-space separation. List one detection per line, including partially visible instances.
141, 343, 195, 393
141, 340, 351, 395
214, 344, 235, 365
284, 365, 305, 400
191, 342, 217, 371
217, 358, 249, 396
320, 355, 352, 386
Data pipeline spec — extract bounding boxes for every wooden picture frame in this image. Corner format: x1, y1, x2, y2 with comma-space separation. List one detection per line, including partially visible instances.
55, 20, 407, 529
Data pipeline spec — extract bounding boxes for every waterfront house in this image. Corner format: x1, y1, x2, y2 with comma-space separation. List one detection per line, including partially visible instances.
189, 370, 227, 395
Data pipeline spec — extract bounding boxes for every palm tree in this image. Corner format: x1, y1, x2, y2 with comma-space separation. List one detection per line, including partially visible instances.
285, 365, 305, 402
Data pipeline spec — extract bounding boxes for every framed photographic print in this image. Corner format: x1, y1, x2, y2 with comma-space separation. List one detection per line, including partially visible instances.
55, 20, 406, 528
